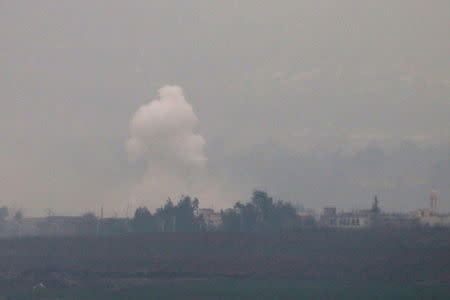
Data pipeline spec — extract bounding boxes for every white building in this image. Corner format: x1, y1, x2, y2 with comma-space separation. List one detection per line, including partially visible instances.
411, 190, 450, 227
411, 209, 450, 227
198, 208, 222, 230
320, 208, 371, 229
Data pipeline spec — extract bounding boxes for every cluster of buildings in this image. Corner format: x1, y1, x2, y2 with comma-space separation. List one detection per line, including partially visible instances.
3, 215, 129, 237
1, 190, 448, 237
410, 189, 450, 227
199, 190, 450, 231
1, 209, 223, 237
318, 190, 450, 229
319, 207, 372, 229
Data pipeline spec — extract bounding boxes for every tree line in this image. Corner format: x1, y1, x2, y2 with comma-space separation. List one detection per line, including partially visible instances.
0, 190, 311, 236
131, 190, 304, 233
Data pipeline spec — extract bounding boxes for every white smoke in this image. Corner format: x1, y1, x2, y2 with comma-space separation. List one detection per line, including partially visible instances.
126, 85, 206, 167
126, 85, 222, 210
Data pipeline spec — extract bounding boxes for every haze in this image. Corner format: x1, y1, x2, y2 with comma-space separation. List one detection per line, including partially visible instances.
1, 1, 449, 216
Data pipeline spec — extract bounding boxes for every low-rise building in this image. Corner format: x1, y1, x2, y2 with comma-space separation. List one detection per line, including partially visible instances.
21, 217, 47, 236
198, 208, 222, 230
374, 214, 419, 228
410, 190, 450, 227
99, 217, 130, 235
411, 209, 450, 227
297, 212, 317, 227
320, 208, 371, 229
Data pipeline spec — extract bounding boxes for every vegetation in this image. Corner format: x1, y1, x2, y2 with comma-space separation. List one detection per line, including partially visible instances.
221, 190, 299, 232
155, 196, 203, 232
127, 190, 301, 233
131, 206, 154, 233
0, 206, 8, 232
0, 189, 304, 236
3, 279, 450, 299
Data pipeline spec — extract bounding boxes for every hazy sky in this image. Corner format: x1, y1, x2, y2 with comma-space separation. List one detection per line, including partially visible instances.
1, 1, 449, 216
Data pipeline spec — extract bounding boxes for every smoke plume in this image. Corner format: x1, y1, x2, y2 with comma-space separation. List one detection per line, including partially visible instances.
126, 85, 216, 209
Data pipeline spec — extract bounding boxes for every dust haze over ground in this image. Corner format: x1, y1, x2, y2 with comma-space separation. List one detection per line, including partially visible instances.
0, 1, 449, 216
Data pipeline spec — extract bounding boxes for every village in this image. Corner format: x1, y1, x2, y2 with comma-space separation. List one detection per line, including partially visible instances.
1, 190, 448, 238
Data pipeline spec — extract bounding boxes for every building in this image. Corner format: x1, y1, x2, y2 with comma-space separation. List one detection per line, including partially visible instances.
320, 208, 371, 229
21, 217, 48, 236
411, 190, 450, 227
411, 209, 450, 227
319, 197, 380, 229
375, 214, 419, 228
43, 216, 87, 235
297, 211, 317, 227
21, 215, 97, 236
198, 208, 222, 230
99, 217, 130, 235
337, 212, 371, 228
323, 207, 336, 217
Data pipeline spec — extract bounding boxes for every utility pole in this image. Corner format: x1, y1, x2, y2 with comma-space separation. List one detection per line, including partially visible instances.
240, 213, 243, 232
126, 200, 132, 233
96, 205, 103, 237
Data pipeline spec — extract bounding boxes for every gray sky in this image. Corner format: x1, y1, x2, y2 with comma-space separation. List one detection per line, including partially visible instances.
1, 1, 449, 216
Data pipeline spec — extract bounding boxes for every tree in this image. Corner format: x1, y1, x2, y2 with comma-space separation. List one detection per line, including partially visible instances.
0, 206, 8, 219
0, 206, 9, 232
221, 190, 299, 232
14, 210, 23, 223
234, 201, 258, 232
251, 190, 298, 231
79, 212, 98, 235
132, 207, 155, 233
271, 200, 298, 231
155, 196, 204, 232
12, 210, 24, 236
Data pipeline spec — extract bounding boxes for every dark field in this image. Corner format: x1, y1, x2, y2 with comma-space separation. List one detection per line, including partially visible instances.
3, 279, 450, 299
0, 229, 449, 299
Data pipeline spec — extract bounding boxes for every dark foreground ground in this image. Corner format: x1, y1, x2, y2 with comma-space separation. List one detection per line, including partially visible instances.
0, 229, 449, 299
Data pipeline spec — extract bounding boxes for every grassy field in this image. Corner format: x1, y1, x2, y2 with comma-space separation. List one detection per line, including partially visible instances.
3, 279, 450, 299
0, 229, 449, 299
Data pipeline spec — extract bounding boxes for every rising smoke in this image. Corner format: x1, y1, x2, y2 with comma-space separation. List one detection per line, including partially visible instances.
126, 85, 223, 210
126, 85, 206, 168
